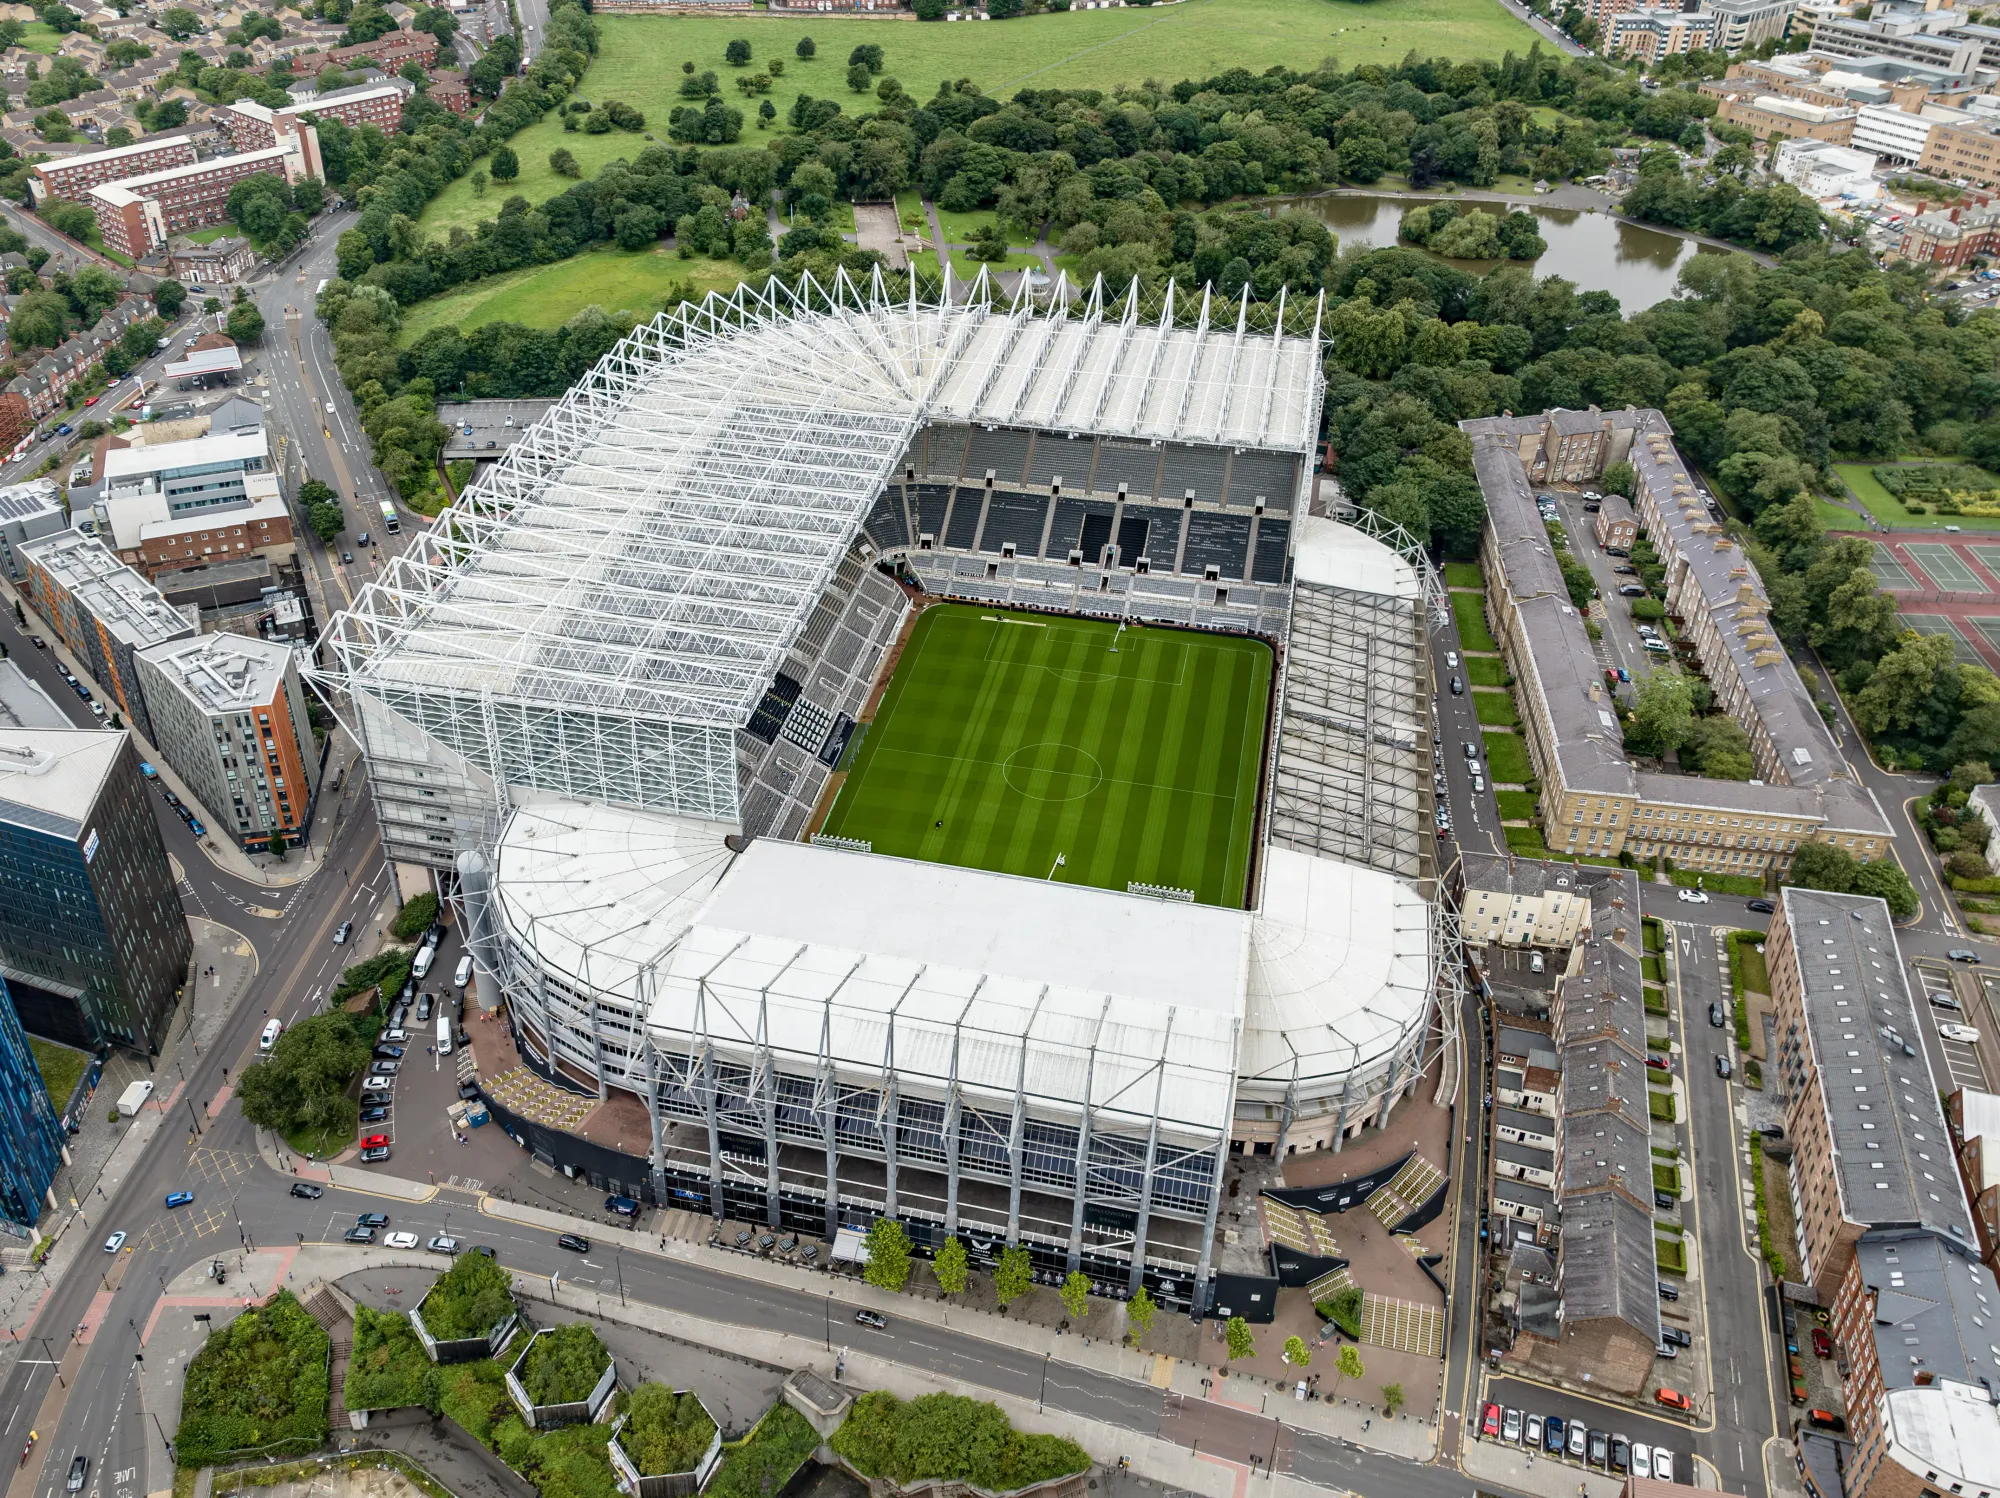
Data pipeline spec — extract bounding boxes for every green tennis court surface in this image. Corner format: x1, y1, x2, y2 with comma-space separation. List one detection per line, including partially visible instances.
1900, 613, 1983, 665
820, 603, 1272, 907
1871, 544, 1919, 591
1904, 542, 1982, 591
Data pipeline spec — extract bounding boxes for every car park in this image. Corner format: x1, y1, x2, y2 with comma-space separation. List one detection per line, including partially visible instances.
384, 1231, 418, 1249
346, 1226, 376, 1244
428, 1237, 460, 1254
290, 1182, 324, 1200
1656, 1389, 1693, 1412
103, 1231, 126, 1253
1940, 1023, 1983, 1043
854, 1308, 888, 1329
558, 1233, 591, 1253
166, 1190, 194, 1209
1503, 1409, 1522, 1443
360, 1145, 390, 1162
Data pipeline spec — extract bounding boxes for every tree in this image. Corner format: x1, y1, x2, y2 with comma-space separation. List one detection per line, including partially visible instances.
1224, 1316, 1255, 1362
932, 1236, 968, 1296
470, 169, 488, 198
1382, 1383, 1405, 1417
1852, 859, 1919, 920
796, 35, 815, 58
861, 1217, 912, 1293
489, 146, 519, 182
1059, 1271, 1091, 1323
1283, 1335, 1312, 1367
236, 1011, 371, 1139
914, 0, 947, 16
993, 1245, 1033, 1309
848, 43, 883, 72
226, 302, 264, 343
1785, 840, 1858, 894
1329, 1342, 1365, 1400
1126, 1287, 1156, 1345
308, 500, 344, 544
758, 99, 776, 128
1628, 668, 1695, 759
1855, 632, 1959, 740
725, 38, 751, 65
158, 5, 199, 37
1601, 460, 1635, 497
548, 147, 580, 178
8, 289, 66, 349
847, 62, 871, 92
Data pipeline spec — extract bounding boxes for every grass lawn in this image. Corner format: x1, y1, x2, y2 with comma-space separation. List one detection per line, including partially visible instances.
28, 1036, 87, 1108
1836, 461, 2000, 532
182, 223, 239, 246
18, 21, 62, 53
1673, 867, 1765, 898
1495, 789, 1536, 821
932, 204, 1038, 250
1481, 731, 1532, 784
1444, 561, 1484, 589
820, 605, 1271, 907
1504, 824, 1550, 857
1472, 688, 1519, 727
1815, 498, 1868, 533
419, 0, 1538, 234
1452, 591, 1498, 651
1465, 656, 1507, 687
398, 247, 754, 344
1730, 932, 1771, 994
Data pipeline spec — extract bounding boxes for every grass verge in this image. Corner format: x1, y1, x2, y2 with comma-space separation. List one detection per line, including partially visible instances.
1481, 731, 1531, 784
1451, 591, 1498, 652
1472, 689, 1520, 727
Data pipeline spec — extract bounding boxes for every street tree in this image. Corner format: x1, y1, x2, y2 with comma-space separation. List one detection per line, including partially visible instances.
993, 1245, 1033, 1309
861, 1217, 912, 1293
1224, 1316, 1255, 1361
932, 1236, 968, 1296
1059, 1271, 1090, 1323
1283, 1335, 1312, 1367
1329, 1343, 1365, 1400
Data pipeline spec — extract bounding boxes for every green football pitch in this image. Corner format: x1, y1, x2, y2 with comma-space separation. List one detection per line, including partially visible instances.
819, 604, 1273, 908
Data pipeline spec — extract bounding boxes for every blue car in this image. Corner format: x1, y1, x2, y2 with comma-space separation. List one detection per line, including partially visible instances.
165, 1190, 194, 1209
1543, 1414, 1565, 1453
187, 817, 205, 836
138, 762, 157, 779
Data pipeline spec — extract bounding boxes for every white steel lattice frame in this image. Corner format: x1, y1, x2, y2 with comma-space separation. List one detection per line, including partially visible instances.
308, 268, 1323, 829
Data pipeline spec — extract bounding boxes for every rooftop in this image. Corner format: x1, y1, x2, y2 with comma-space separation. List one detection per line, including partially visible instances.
135, 632, 294, 715
1883, 1373, 2000, 1493
0, 728, 127, 839
103, 428, 264, 482
87, 142, 295, 199
1855, 1229, 2000, 1396
33, 132, 192, 175
1782, 887, 1974, 1243
19, 530, 195, 652
0, 478, 62, 526
0, 659, 70, 730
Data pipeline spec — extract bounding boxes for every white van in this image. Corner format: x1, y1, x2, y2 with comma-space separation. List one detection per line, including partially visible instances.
436, 1014, 452, 1057
260, 1018, 282, 1051
453, 953, 473, 989
411, 943, 436, 980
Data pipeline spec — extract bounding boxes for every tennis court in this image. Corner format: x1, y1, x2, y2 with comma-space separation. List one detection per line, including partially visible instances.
1968, 545, 2000, 583
1968, 615, 2000, 660
1899, 613, 1984, 665
1904, 543, 1983, 591
1871, 544, 1920, 590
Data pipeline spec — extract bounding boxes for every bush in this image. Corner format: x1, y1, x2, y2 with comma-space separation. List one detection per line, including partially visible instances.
345, 1307, 430, 1410
331, 949, 413, 1006
421, 1250, 513, 1340
1629, 597, 1666, 621
621, 1385, 716, 1477
1315, 1285, 1362, 1338
709, 1406, 818, 1498
174, 1290, 331, 1466
518, 1324, 610, 1406
390, 892, 439, 941
832, 1392, 1088, 1492
1949, 851, 1993, 880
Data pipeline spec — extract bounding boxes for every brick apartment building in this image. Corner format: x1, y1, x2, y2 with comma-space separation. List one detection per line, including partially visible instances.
316, 32, 438, 73
89, 124, 318, 259
220, 82, 403, 152
1950, 1087, 2000, 1279
1897, 200, 2000, 267
28, 134, 196, 204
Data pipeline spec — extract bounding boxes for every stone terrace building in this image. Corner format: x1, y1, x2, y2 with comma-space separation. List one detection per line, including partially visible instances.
1463, 408, 1891, 881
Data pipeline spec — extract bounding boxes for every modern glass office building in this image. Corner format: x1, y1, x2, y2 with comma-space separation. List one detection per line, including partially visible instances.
0, 973, 65, 1229
0, 728, 189, 1053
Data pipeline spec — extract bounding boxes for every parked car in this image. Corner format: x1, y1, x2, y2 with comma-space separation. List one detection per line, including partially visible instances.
1503, 1409, 1523, 1444
1709, 1002, 1725, 1028
1588, 1430, 1608, 1467
1806, 1409, 1847, 1433
360, 1107, 390, 1123
1544, 1415, 1565, 1453
373, 1044, 405, 1060
1524, 1414, 1543, 1449
1930, 992, 1964, 1010
1662, 1326, 1692, 1348
1654, 1450, 1675, 1484
1655, 1342, 1679, 1359
165, 1190, 194, 1209
1656, 1389, 1693, 1412
345, 1226, 376, 1244
1445, 651, 1459, 668
1947, 949, 1982, 963
605, 1196, 641, 1218
1812, 1328, 1833, 1359
1612, 564, 1638, 575
1567, 1423, 1587, 1460
1464, 740, 1480, 759
357, 1213, 389, 1228
359, 1145, 390, 1163
1658, 1281, 1680, 1301
1716, 1054, 1734, 1079
1940, 1024, 1983, 1044
1609, 1436, 1631, 1474
1633, 1444, 1653, 1480
370, 1060, 401, 1076
290, 1182, 324, 1200
361, 1134, 390, 1150
557, 1233, 591, 1253
428, 1237, 461, 1254
384, 1231, 418, 1248
1619, 583, 1647, 597
1654, 1190, 1676, 1210
103, 1231, 127, 1253
1450, 675, 1463, 695
1482, 1403, 1501, 1438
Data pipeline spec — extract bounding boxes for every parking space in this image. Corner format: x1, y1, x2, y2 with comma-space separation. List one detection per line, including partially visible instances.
1912, 962, 1990, 1091
1871, 543, 1921, 591
1904, 543, 1984, 592
1898, 613, 1984, 665
1544, 488, 1663, 689
1476, 1375, 1698, 1484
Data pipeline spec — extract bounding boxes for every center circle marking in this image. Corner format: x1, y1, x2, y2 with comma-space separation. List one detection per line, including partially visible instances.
1001, 743, 1105, 803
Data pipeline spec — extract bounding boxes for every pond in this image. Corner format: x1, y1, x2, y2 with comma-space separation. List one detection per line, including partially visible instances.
1279, 193, 1725, 311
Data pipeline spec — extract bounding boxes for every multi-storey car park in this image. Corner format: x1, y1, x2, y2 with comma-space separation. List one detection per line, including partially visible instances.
311, 273, 1462, 1315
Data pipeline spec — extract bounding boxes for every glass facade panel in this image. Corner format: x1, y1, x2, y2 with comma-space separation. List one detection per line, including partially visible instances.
0, 974, 64, 1229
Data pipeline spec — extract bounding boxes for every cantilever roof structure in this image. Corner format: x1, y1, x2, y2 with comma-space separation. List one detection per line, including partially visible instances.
312, 272, 1325, 743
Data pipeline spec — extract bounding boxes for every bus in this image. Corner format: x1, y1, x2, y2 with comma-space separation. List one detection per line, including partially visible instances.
379, 500, 400, 534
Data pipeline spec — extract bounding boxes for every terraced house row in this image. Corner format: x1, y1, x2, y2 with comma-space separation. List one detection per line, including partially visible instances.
1464, 407, 1891, 880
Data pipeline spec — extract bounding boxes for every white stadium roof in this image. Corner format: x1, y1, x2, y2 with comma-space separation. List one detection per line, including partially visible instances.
314, 274, 1324, 734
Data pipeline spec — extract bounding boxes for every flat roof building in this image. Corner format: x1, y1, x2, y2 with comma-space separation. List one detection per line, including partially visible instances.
134, 634, 318, 851
27, 133, 196, 203
0, 728, 189, 1054
0, 478, 65, 580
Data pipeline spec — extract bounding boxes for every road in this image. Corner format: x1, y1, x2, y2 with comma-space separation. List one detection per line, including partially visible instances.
1486, 0, 1590, 57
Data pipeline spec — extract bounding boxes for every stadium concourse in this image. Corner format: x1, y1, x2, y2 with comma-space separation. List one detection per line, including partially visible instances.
310, 269, 1461, 1318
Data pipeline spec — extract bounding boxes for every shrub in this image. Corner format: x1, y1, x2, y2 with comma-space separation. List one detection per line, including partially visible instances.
1316, 1285, 1362, 1338
1949, 851, 1993, 880
421, 1250, 513, 1340
518, 1324, 610, 1406
833, 1392, 1088, 1492
390, 892, 439, 941
345, 1307, 430, 1411
174, 1290, 331, 1466
709, 1406, 818, 1498
331, 948, 413, 1006
620, 1385, 716, 1476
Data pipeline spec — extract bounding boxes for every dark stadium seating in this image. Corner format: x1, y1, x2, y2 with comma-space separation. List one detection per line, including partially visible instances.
945, 492, 982, 550
1251, 519, 1291, 584
1049, 497, 1115, 558
1079, 511, 1113, 565
1160, 444, 1230, 506
1227, 451, 1300, 509
980, 491, 1051, 555
1026, 433, 1087, 489
912, 484, 952, 542
964, 428, 1034, 487
1118, 513, 1152, 566
1092, 442, 1161, 498
862, 490, 907, 551
1182, 513, 1253, 579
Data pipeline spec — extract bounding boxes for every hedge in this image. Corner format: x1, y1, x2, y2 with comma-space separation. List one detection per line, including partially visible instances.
345, 1306, 430, 1411
422, 1250, 514, 1340
1642, 955, 1664, 984
832, 1392, 1089, 1493
1672, 868, 1765, 896
390, 892, 439, 942
1648, 1089, 1676, 1122
332, 948, 413, 1007
1644, 986, 1667, 1015
1315, 1285, 1362, 1338
1951, 875, 2000, 893
621, 1386, 717, 1478
1749, 1142, 1787, 1281
1652, 1162, 1679, 1195
173, 1290, 330, 1467
1643, 917, 1664, 953
518, 1324, 610, 1406
1655, 1236, 1686, 1275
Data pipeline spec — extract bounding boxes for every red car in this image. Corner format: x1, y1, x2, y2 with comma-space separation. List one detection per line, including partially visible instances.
1812, 1328, 1833, 1360
1482, 1402, 1502, 1437
360, 1133, 390, 1149
1656, 1389, 1693, 1412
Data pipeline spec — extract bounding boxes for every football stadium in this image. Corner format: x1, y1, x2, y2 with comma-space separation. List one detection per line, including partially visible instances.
313, 270, 1458, 1315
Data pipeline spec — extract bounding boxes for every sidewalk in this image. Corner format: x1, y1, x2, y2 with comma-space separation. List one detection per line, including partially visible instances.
1, 575, 357, 889
0, 916, 256, 1386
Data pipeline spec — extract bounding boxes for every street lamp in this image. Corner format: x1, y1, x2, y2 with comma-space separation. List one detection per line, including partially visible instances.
824, 1289, 832, 1351
1037, 1351, 1050, 1412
